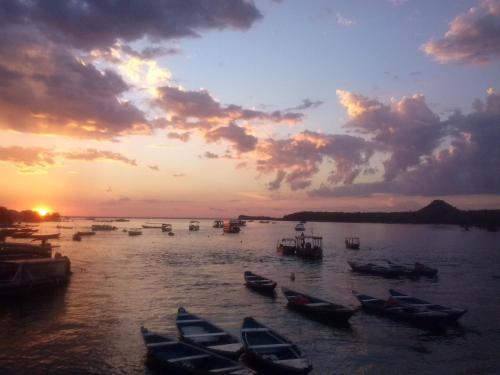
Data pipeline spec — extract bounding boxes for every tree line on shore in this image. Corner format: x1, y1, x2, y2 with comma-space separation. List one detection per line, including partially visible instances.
0, 207, 61, 224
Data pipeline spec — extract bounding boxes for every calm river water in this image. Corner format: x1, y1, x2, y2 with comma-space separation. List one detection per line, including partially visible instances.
1, 220, 500, 374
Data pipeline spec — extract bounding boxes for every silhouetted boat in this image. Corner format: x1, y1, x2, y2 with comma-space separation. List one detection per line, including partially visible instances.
389, 289, 467, 322
142, 224, 163, 229
213, 220, 224, 228
128, 229, 142, 236
0, 254, 71, 295
281, 287, 357, 324
189, 221, 200, 231
176, 307, 243, 359
72, 233, 82, 241
162, 224, 172, 232
223, 220, 241, 233
276, 238, 297, 255
141, 327, 255, 375
30, 233, 61, 240
76, 231, 96, 236
353, 292, 461, 325
387, 261, 438, 277
295, 234, 322, 260
115, 218, 130, 222
345, 237, 360, 249
0, 241, 53, 260
294, 223, 305, 231
240, 317, 312, 374
56, 225, 73, 229
244, 271, 277, 294
348, 261, 400, 278
91, 224, 116, 231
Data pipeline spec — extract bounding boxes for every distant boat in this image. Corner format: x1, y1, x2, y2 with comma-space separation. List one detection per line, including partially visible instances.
115, 218, 130, 222
294, 223, 305, 231
0, 254, 71, 295
128, 229, 142, 236
281, 287, 357, 324
168, 232, 175, 236
295, 234, 323, 259
0, 241, 53, 260
140, 327, 254, 375
142, 224, 163, 229
91, 224, 116, 231
348, 261, 438, 278
161, 224, 172, 232
176, 307, 243, 359
259, 220, 270, 224
240, 317, 312, 374
223, 220, 240, 233
75, 231, 96, 236
213, 220, 224, 228
30, 233, 61, 240
345, 237, 360, 249
244, 271, 277, 294
189, 221, 200, 231
72, 233, 82, 241
56, 225, 73, 229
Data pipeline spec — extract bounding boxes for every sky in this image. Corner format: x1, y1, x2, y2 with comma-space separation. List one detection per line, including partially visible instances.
1, 0, 500, 217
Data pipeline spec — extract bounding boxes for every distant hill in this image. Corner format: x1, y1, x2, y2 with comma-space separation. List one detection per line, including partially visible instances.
269, 200, 500, 230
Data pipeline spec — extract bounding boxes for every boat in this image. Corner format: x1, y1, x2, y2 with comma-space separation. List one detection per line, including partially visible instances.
213, 220, 224, 228
389, 289, 467, 322
281, 287, 357, 324
244, 271, 277, 294
345, 237, 360, 249
387, 261, 438, 278
240, 317, 312, 374
140, 327, 255, 375
294, 223, 305, 231
30, 233, 61, 240
353, 292, 462, 326
276, 238, 297, 255
91, 224, 116, 231
128, 229, 143, 236
142, 224, 163, 229
72, 233, 82, 241
168, 232, 175, 236
56, 225, 73, 229
76, 231, 96, 236
115, 218, 130, 222
259, 220, 270, 224
235, 220, 246, 227
189, 220, 200, 231
0, 241, 53, 260
347, 261, 401, 278
161, 224, 172, 232
223, 220, 241, 233
0, 254, 71, 295
176, 307, 243, 359
295, 234, 322, 260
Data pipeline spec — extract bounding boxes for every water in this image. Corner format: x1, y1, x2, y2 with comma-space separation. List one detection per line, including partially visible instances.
1, 220, 500, 374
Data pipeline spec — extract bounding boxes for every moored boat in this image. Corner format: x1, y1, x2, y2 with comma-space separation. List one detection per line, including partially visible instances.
240, 317, 312, 374
348, 261, 401, 278
141, 327, 255, 375
176, 307, 243, 359
281, 287, 357, 324
142, 223, 163, 229
389, 289, 467, 322
223, 220, 241, 233
294, 223, 305, 231
345, 237, 360, 249
276, 238, 297, 255
353, 292, 460, 326
295, 234, 322, 260
161, 224, 172, 232
244, 271, 277, 294
91, 224, 116, 231
30, 233, 61, 240
0, 241, 53, 260
213, 220, 224, 228
189, 220, 200, 231
0, 254, 71, 295
128, 229, 143, 236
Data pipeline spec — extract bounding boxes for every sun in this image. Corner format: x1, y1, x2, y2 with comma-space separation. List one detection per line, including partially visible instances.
35, 207, 50, 217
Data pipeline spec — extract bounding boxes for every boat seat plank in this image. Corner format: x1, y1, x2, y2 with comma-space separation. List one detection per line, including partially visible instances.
274, 358, 310, 369
207, 343, 242, 352
305, 302, 331, 307
177, 319, 204, 323
209, 365, 243, 373
169, 354, 211, 363
241, 328, 270, 332
248, 343, 292, 349
147, 341, 178, 348
184, 332, 228, 338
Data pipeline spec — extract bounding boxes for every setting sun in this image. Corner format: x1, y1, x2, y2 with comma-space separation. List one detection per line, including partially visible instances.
35, 207, 50, 217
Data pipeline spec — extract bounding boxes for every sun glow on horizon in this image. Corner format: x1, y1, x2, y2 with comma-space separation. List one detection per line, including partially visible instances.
34, 206, 51, 217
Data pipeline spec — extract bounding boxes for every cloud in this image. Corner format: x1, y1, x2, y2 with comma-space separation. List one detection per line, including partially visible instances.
167, 131, 191, 142
203, 151, 221, 159
205, 123, 258, 153
148, 165, 159, 171
257, 130, 373, 191
285, 99, 323, 111
62, 149, 137, 166
172, 173, 185, 178
0, 0, 264, 140
423, 0, 500, 64
337, 89, 444, 181
310, 88, 500, 196
0, 146, 56, 174
336, 13, 355, 27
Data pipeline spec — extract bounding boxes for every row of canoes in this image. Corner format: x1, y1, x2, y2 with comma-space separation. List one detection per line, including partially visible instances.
142, 307, 313, 374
